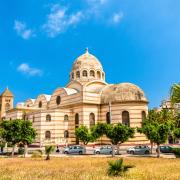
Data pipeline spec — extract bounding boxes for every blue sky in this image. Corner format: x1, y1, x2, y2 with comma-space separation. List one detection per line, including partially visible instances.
0, 0, 180, 108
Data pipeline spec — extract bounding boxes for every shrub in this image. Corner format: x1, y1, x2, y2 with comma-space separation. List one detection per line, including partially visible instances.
107, 158, 134, 176
31, 151, 42, 158
173, 148, 180, 158
18, 147, 25, 155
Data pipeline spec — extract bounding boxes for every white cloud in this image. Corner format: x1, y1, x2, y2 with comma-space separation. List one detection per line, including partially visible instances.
43, 4, 84, 37
112, 12, 124, 24
14, 20, 34, 40
17, 63, 43, 77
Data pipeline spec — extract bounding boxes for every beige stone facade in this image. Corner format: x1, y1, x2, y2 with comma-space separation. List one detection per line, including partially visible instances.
0, 88, 14, 120
5, 49, 149, 146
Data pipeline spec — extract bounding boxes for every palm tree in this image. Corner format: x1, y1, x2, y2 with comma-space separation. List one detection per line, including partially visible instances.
170, 83, 180, 105
45, 145, 55, 160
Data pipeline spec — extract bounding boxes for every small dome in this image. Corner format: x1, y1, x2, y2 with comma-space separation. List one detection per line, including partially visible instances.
70, 49, 105, 82
101, 83, 147, 103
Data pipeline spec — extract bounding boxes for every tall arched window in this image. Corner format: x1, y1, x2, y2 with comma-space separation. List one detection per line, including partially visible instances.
64, 130, 69, 138
97, 71, 101, 79
45, 131, 51, 139
90, 70, 95, 77
64, 115, 69, 121
75, 113, 79, 128
56, 96, 61, 105
46, 114, 51, 122
39, 101, 42, 108
102, 72, 105, 80
22, 113, 27, 120
89, 113, 95, 128
82, 70, 88, 77
142, 111, 146, 121
106, 112, 111, 124
76, 71, 80, 78
33, 116, 35, 123
75, 113, 79, 144
122, 111, 130, 126
71, 73, 74, 80
5, 103, 10, 111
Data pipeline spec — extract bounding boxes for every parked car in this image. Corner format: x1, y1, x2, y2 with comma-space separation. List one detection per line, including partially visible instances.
63, 145, 85, 154
127, 145, 150, 155
157, 146, 173, 153
94, 146, 117, 155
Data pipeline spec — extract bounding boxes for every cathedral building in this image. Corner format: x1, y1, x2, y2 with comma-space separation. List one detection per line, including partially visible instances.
5, 49, 149, 146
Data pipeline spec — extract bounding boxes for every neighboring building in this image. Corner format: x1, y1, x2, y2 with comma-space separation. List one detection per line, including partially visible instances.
5, 49, 149, 146
0, 87, 14, 120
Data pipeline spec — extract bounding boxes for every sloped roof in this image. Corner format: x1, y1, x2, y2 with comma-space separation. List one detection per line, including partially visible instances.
1, 87, 13, 97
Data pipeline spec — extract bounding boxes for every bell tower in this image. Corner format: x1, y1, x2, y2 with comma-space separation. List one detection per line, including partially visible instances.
0, 87, 14, 120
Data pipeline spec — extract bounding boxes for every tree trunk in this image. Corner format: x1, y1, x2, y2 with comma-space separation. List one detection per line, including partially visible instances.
157, 144, 160, 158
111, 144, 115, 157
46, 154, 50, 160
117, 144, 120, 155
150, 141, 153, 154
24, 144, 28, 158
11, 145, 16, 157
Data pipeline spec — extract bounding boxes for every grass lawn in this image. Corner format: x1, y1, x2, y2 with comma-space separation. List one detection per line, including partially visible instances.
0, 157, 180, 180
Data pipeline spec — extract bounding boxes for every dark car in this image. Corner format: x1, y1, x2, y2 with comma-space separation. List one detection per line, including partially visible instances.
157, 146, 173, 153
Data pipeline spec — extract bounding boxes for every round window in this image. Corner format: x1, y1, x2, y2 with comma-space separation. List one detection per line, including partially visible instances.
56, 96, 61, 105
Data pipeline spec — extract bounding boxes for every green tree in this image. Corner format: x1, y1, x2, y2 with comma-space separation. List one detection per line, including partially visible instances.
170, 83, 180, 105
174, 128, 180, 139
20, 120, 37, 157
0, 120, 22, 156
92, 123, 134, 157
75, 125, 95, 145
0, 119, 36, 157
45, 145, 55, 160
105, 123, 135, 156
138, 109, 174, 153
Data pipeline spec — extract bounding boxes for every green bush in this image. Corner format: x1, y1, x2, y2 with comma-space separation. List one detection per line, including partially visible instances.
107, 158, 134, 176
18, 147, 25, 155
173, 148, 180, 158
31, 151, 42, 158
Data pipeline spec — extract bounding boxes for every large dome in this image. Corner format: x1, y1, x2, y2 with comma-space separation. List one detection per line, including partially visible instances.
70, 49, 105, 82
101, 83, 148, 103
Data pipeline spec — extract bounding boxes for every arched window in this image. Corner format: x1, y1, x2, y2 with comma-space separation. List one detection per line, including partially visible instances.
46, 114, 51, 122
89, 113, 95, 127
75, 113, 79, 128
102, 72, 105, 80
76, 71, 80, 78
90, 70, 95, 77
82, 70, 88, 77
71, 73, 74, 79
97, 71, 101, 79
75, 113, 79, 144
5, 103, 10, 111
64, 115, 69, 121
33, 116, 35, 123
22, 113, 27, 120
106, 112, 111, 124
56, 96, 61, 105
122, 111, 130, 126
39, 101, 42, 108
142, 111, 146, 121
45, 131, 51, 139
64, 130, 69, 138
